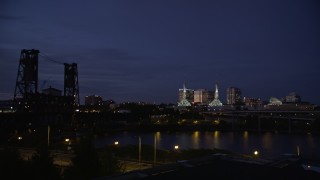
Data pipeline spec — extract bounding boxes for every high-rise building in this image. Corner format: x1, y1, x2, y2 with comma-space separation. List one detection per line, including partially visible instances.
285, 92, 301, 103
227, 87, 242, 105
85, 95, 103, 106
194, 89, 214, 104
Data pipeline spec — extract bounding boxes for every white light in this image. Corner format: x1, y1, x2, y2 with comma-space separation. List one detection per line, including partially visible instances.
114, 141, 119, 145
254, 150, 259, 156
174, 145, 179, 150
65, 138, 70, 142
18, 136, 22, 140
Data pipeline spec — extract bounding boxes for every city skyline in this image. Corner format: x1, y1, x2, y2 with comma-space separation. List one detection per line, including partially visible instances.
1, 0, 320, 105
178, 82, 309, 105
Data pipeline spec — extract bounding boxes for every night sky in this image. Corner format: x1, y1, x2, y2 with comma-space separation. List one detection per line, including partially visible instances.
1, 0, 320, 105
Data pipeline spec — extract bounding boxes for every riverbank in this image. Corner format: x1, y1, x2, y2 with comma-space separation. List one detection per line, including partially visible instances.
95, 151, 320, 180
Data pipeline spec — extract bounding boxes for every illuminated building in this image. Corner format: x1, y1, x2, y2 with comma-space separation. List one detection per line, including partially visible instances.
227, 87, 242, 105
194, 89, 213, 105
285, 92, 301, 103
208, 82, 223, 107
243, 97, 263, 109
268, 97, 282, 105
85, 95, 103, 106
178, 83, 193, 106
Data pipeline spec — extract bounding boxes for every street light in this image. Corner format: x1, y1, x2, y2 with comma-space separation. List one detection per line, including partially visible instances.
139, 136, 141, 169
65, 138, 72, 151
154, 133, 157, 167
114, 141, 119, 145
174, 145, 180, 162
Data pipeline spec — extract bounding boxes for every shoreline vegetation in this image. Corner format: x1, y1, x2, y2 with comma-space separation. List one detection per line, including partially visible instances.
1, 106, 320, 179
1, 138, 319, 180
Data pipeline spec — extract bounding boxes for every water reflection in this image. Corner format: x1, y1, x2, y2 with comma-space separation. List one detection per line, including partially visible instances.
262, 132, 272, 153
192, 131, 200, 149
243, 131, 249, 153
178, 132, 189, 150
204, 131, 213, 149
95, 131, 320, 160
213, 130, 220, 148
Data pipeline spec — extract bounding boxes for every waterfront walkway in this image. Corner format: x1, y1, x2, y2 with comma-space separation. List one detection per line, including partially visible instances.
95, 153, 320, 180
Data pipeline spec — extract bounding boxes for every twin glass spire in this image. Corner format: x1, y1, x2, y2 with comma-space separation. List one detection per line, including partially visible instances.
208, 82, 223, 107
178, 82, 223, 107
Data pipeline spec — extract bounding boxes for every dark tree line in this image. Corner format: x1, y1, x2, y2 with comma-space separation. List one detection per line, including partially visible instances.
0, 136, 122, 180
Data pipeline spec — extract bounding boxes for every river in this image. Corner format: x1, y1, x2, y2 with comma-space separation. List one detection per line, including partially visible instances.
94, 130, 320, 160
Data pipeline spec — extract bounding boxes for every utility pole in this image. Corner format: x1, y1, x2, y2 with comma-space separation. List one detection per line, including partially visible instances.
47, 125, 50, 147
153, 134, 156, 167
139, 136, 141, 169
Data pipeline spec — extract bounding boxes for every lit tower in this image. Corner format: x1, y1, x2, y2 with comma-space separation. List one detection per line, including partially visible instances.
226, 87, 242, 105
178, 82, 191, 106
14, 49, 40, 107
208, 82, 223, 107
64, 63, 80, 106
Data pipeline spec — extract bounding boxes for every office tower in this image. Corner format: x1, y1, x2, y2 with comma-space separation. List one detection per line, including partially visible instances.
227, 87, 242, 105
194, 89, 214, 104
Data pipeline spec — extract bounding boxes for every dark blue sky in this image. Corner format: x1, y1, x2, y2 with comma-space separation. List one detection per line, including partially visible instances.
1, 0, 320, 105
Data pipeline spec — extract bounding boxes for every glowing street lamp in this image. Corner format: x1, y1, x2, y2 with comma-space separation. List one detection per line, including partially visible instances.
254, 150, 259, 156
174, 145, 180, 162
114, 141, 119, 145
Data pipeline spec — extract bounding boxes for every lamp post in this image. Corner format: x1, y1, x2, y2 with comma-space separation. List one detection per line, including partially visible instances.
113, 141, 119, 158
139, 136, 141, 169
174, 145, 179, 162
47, 125, 50, 147
154, 133, 157, 167
65, 138, 71, 151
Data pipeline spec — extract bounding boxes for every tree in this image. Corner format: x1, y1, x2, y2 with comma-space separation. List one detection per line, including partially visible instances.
98, 148, 124, 175
63, 136, 102, 179
0, 148, 26, 179
29, 143, 61, 180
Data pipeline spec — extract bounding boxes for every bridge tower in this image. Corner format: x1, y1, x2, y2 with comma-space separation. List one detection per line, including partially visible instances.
64, 63, 80, 107
14, 49, 40, 110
